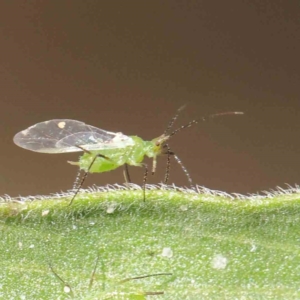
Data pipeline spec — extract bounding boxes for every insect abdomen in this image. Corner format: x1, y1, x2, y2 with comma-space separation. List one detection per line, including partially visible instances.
78, 150, 123, 173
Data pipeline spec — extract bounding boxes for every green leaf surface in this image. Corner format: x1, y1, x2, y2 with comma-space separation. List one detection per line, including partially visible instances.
0, 185, 299, 299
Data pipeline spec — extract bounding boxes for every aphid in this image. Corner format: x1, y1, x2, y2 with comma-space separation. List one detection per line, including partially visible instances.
13, 107, 243, 205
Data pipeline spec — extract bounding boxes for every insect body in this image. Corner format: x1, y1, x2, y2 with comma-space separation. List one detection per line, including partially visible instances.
13, 109, 243, 205
68, 135, 164, 173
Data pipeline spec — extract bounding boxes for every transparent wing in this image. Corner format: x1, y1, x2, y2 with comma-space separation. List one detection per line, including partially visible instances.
13, 119, 134, 153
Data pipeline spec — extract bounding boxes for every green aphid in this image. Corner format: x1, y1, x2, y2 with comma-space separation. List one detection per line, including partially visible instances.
13, 107, 243, 205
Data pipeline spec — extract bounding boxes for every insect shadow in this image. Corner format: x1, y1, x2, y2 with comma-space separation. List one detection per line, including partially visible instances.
49, 255, 172, 298
13, 106, 243, 205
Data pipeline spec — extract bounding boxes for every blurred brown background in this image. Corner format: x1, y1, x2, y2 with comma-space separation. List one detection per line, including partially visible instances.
0, 1, 299, 197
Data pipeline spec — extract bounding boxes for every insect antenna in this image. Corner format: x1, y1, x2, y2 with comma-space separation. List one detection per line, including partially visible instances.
168, 111, 244, 139
163, 105, 186, 135
163, 111, 243, 186
155, 105, 186, 182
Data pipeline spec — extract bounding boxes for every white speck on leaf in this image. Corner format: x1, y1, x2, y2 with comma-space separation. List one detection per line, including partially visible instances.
29, 244, 35, 249
64, 286, 71, 293
179, 205, 188, 211
107, 204, 117, 214
211, 254, 228, 269
42, 210, 50, 216
162, 247, 173, 258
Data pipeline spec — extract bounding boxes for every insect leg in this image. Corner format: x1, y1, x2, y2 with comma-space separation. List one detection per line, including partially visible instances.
173, 154, 194, 188
68, 153, 111, 206
118, 272, 172, 283
88, 254, 100, 290
161, 144, 193, 187
72, 168, 84, 191
151, 157, 157, 175
49, 263, 74, 297
123, 163, 132, 183
76, 145, 92, 153
141, 163, 148, 202
163, 144, 174, 184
